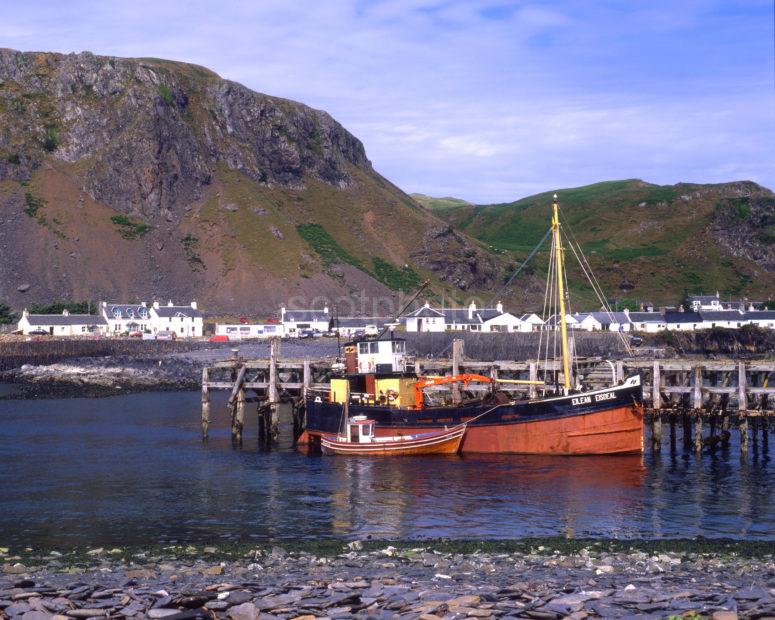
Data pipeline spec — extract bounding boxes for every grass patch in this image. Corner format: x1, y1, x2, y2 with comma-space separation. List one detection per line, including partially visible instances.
372, 257, 421, 292
42, 125, 59, 152
296, 223, 362, 268
181, 234, 206, 272
24, 192, 46, 217
110, 214, 152, 240
158, 83, 174, 106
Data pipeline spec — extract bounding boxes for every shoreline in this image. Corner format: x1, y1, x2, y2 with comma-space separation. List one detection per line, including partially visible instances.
2, 540, 773, 619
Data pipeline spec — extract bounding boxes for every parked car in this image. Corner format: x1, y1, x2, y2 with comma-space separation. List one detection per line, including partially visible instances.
298, 329, 314, 339
28, 329, 49, 336
629, 335, 644, 347
209, 335, 229, 342
128, 331, 143, 338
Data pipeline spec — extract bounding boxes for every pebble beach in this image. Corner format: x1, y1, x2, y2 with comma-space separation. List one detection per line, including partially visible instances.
2, 542, 774, 620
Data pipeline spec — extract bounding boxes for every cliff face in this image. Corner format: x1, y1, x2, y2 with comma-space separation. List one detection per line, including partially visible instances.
0, 49, 501, 313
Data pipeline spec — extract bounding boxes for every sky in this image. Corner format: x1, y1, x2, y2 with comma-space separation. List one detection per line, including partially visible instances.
1, 0, 774, 203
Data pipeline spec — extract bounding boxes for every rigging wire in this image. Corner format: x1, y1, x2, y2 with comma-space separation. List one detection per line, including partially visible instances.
489, 228, 552, 306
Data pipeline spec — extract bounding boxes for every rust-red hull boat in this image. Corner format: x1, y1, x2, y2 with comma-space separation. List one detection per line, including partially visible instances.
302, 376, 643, 456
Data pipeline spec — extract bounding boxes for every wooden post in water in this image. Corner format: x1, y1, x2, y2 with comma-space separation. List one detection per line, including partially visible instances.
761, 415, 769, 452
669, 414, 677, 451
694, 413, 703, 455
451, 338, 463, 404
738, 361, 748, 457
228, 365, 247, 445
201, 367, 210, 440
721, 414, 730, 447
651, 360, 662, 451
682, 411, 692, 449
235, 385, 246, 445
268, 338, 280, 442
303, 359, 311, 399
529, 361, 538, 399
693, 365, 703, 411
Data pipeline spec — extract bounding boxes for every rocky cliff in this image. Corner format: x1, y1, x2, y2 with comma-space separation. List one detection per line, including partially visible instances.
0, 49, 501, 314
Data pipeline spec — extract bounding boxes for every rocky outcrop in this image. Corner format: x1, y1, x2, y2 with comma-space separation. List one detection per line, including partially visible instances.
0, 49, 370, 219
411, 225, 501, 291
710, 191, 775, 271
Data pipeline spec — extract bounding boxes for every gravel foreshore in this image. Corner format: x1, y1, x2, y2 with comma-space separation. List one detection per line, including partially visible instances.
2, 541, 774, 619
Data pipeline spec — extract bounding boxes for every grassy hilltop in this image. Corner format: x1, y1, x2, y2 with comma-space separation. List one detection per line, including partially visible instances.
424, 179, 775, 308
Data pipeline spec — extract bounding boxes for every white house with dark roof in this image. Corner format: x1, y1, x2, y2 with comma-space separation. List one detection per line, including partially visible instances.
571, 311, 632, 333
18, 309, 108, 336
150, 301, 203, 337
404, 301, 523, 333
699, 309, 748, 329
102, 302, 153, 334
688, 293, 723, 312
744, 310, 775, 329
629, 311, 667, 333
518, 313, 544, 332
280, 306, 332, 337
404, 303, 446, 332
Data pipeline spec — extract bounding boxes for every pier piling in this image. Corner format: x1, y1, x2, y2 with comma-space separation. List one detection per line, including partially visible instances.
201, 367, 210, 440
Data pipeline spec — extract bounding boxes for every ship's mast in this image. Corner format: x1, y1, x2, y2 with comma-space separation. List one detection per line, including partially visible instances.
552, 194, 572, 392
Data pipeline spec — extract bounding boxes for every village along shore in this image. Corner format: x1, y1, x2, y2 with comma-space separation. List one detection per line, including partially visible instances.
1, 540, 774, 619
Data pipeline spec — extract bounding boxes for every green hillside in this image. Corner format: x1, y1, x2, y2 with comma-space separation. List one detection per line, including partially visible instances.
429, 179, 775, 308
411, 193, 473, 211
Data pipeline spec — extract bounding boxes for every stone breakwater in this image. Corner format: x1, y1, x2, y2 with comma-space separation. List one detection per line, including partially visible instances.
1, 543, 774, 619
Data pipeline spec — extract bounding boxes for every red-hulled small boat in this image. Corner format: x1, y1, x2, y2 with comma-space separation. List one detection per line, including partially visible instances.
321, 415, 465, 456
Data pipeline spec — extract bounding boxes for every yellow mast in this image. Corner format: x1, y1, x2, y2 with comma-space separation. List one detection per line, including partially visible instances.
552, 193, 572, 391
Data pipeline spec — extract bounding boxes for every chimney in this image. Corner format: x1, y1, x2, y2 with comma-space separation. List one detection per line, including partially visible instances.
22, 308, 29, 318
624, 308, 630, 317
679, 304, 685, 313
423, 301, 430, 308
167, 300, 174, 307
496, 301, 503, 314
153, 301, 160, 309
323, 305, 329, 315
62, 309, 69, 316
190, 301, 197, 310
140, 301, 147, 307
101, 301, 107, 308
468, 300, 476, 320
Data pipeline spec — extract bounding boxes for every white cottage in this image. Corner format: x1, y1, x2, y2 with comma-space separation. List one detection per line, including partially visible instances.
403, 303, 446, 332
18, 309, 108, 336
150, 301, 203, 338
281, 307, 331, 337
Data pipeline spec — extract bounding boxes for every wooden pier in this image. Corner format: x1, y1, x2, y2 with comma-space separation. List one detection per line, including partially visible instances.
201, 339, 775, 455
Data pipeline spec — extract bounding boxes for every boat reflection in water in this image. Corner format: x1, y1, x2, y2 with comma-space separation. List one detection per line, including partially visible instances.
328, 452, 646, 539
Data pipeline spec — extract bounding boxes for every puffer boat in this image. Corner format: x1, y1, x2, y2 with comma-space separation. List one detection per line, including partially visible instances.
299, 194, 643, 456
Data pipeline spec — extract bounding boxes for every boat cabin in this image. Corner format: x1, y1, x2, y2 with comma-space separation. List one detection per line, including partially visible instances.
344, 337, 409, 374
340, 416, 376, 443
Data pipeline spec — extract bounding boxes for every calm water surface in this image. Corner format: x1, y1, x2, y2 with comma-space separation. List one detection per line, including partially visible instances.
0, 389, 773, 547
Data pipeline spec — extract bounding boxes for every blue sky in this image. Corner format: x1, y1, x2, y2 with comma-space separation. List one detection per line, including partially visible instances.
1, 0, 773, 202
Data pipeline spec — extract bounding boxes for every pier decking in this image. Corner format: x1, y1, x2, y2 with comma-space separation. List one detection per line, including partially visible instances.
201, 339, 774, 455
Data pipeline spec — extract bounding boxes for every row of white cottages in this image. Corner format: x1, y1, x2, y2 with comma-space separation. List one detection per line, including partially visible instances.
218, 300, 775, 340
18, 301, 204, 337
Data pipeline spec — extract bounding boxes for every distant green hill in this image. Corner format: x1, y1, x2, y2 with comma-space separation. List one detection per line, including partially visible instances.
411, 193, 473, 211
427, 179, 775, 307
